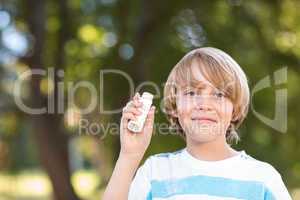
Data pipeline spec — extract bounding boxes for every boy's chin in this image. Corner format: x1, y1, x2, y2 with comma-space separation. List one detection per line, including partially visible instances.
186, 131, 222, 143
186, 124, 221, 135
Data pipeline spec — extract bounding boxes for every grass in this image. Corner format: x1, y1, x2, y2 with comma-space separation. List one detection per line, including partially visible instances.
0, 169, 103, 200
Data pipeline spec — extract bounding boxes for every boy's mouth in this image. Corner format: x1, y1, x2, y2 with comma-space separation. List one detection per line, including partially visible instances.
191, 116, 217, 123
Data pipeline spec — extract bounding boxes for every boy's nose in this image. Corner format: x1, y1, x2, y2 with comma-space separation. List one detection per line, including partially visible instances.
195, 103, 213, 111
192, 95, 213, 111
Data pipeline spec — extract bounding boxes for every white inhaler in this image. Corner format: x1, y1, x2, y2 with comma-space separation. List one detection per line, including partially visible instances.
127, 92, 154, 133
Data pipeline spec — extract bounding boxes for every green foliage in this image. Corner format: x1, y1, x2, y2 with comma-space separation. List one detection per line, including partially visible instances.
0, 0, 299, 198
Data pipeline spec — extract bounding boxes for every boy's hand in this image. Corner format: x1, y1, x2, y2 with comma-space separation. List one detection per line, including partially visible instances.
119, 92, 156, 160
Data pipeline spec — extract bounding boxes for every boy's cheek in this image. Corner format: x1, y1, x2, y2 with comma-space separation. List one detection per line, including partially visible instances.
214, 101, 233, 116
221, 105, 234, 122
177, 98, 196, 111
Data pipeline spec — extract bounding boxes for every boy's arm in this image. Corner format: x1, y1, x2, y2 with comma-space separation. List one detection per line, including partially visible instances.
102, 153, 143, 200
265, 166, 293, 200
102, 93, 155, 200
267, 173, 293, 200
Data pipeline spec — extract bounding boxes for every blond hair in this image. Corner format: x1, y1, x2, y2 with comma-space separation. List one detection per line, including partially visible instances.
163, 47, 250, 144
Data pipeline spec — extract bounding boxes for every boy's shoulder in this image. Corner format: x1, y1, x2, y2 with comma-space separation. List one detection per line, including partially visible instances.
140, 149, 283, 188
239, 152, 278, 170
141, 148, 186, 179
146, 148, 186, 166
145, 149, 282, 181
143, 148, 185, 171
228, 151, 283, 184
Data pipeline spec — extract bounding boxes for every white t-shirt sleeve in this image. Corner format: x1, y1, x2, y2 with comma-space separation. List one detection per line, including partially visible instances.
265, 166, 292, 200
128, 156, 152, 200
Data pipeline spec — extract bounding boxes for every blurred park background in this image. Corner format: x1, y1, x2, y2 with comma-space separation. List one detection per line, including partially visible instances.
0, 0, 300, 199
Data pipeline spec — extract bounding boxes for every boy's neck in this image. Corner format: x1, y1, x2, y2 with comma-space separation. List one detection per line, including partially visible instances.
186, 137, 239, 161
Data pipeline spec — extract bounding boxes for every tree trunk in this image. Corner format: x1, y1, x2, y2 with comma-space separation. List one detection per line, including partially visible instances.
24, 0, 80, 199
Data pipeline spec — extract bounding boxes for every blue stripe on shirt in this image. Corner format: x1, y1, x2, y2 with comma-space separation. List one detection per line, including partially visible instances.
150, 175, 275, 200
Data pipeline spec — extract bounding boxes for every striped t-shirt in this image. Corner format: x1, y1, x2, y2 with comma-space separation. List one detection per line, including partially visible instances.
128, 148, 292, 200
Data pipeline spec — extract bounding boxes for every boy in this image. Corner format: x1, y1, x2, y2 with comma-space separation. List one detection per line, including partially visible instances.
102, 47, 292, 200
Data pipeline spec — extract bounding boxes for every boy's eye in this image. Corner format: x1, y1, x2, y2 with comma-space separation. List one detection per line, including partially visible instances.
184, 91, 196, 96
213, 91, 225, 98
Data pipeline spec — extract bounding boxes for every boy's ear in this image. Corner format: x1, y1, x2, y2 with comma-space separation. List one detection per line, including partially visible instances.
231, 109, 237, 121
231, 113, 239, 123
170, 110, 178, 118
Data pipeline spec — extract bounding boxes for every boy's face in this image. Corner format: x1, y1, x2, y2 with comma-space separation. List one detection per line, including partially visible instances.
175, 61, 234, 143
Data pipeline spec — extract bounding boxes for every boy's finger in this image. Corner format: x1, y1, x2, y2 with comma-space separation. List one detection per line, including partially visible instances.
132, 92, 139, 101
145, 106, 155, 126
123, 100, 134, 112
143, 106, 155, 135
123, 106, 142, 116
121, 113, 137, 124
132, 99, 143, 107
